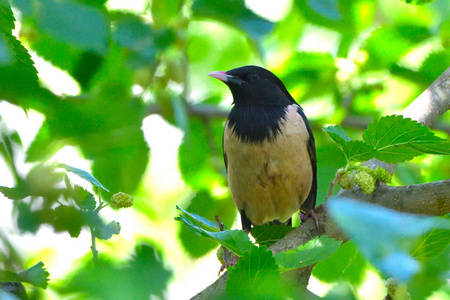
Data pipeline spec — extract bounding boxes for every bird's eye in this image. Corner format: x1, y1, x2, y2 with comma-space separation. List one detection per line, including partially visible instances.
247, 73, 259, 82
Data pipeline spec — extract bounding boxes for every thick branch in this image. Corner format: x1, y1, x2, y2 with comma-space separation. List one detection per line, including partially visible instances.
401, 67, 450, 126
191, 67, 450, 299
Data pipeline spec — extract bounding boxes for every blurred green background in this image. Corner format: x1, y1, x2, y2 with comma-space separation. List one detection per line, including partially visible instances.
0, 0, 449, 298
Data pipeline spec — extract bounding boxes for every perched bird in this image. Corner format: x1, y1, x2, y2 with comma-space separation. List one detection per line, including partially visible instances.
209, 65, 317, 232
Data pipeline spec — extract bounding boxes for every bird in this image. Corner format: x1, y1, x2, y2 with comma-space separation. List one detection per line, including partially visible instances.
208, 65, 317, 232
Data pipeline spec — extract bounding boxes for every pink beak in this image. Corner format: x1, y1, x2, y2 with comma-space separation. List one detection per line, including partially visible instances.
208, 71, 229, 82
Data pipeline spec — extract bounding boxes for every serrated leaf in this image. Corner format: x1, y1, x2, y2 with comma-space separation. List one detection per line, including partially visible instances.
72, 185, 96, 210
0, 32, 12, 64
17, 202, 41, 233
178, 192, 236, 258
227, 246, 285, 298
411, 216, 450, 262
192, 0, 274, 41
0, 33, 39, 104
0, 185, 28, 200
177, 205, 220, 232
323, 125, 352, 144
328, 197, 450, 282
313, 241, 368, 285
51, 205, 83, 237
342, 140, 375, 162
177, 206, 254, 256
96, 220, 121, 240
0, 0, 15, 34
57, 163, 109, 192
363, 115, 450, 163
60, 243, 172, 299
0, 262, 50, 289
17, 262, 50, 289
323, 126, 375, 163
274, 236, 341, 272
251, 224, 293, 247
35, 0, 108, 54
409, 244, 450, 300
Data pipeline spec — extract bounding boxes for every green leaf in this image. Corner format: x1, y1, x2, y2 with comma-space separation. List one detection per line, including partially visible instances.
151, 0, 182, 27
0, 33, 40, 105
408, 244, 450, 300
177, 205, 220, 231
26, 121, 63, 162
0, 32, 12, 65
364, 25, 431, 69
251, 224, 294, 247
411, 216, 450, 262
112, 13, 157, 68
71, 185, 96, 210
96, 220, 121, 240
57, 163, 109, 192
23, 20, 102, 89
51, 205, 84, 238
342, 140, 375, 162
17, 262, 50, 289
281, 52, 337, 100
36, 0, 108, 54
322, 283, 357, 300
328, 197, 450, 282
274, 236, 341, 272
323, 125, 352, 144
192, 0, 274, 41
0, 0, 15, 34
323, 125, 375, 163
0, 185, 28, 200
59, 243, 172, 299
17, 202, 41, 233
0, 262, 50, 289
227, 245, 285, 298
178, 118, 222, 190
313, 241, 368, 285
177, 205, 254, 256
294, 0, 344, 31
419, 51, 450, 84
401, 0, 434, 5
363, 115, 450, 163
178, 191, 236, 258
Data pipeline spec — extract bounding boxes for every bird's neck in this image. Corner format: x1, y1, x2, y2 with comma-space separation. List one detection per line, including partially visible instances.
227, 104, 287, 143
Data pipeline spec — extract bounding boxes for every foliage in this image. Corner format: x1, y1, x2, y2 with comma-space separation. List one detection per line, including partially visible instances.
0, 0, 449, 298
324, 115, 450, 166
328, 198, 450, 299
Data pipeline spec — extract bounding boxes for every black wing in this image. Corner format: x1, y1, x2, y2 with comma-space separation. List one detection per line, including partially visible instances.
297, 106, 317, 210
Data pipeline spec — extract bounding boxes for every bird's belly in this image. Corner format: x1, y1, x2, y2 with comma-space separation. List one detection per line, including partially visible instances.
224, 117, 312, 225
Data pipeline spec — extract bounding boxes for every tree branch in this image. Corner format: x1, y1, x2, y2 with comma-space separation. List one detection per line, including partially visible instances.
191, 67, 450, 299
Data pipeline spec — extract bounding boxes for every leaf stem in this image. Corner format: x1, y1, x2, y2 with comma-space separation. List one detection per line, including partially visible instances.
90, 225, 98, 265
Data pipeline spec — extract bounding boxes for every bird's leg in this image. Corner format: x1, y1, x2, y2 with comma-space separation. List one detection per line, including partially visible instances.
299, 209, 320, 228
240, 210, 252, 233
215, 216, 239, 275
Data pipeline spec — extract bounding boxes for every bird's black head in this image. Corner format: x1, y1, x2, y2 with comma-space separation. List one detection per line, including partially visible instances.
209, 65, 300, 143
208, 65, 294, 108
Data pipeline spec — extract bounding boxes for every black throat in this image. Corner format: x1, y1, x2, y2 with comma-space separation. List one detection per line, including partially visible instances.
227, 104, 288, 143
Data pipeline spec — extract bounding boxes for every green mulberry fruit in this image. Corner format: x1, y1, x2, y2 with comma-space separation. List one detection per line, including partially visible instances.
338, 172, 355, 189
111, 192, 133, 209
355, 170, 375, 194
375, 167, 392, 183
359, 165, 375, 177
